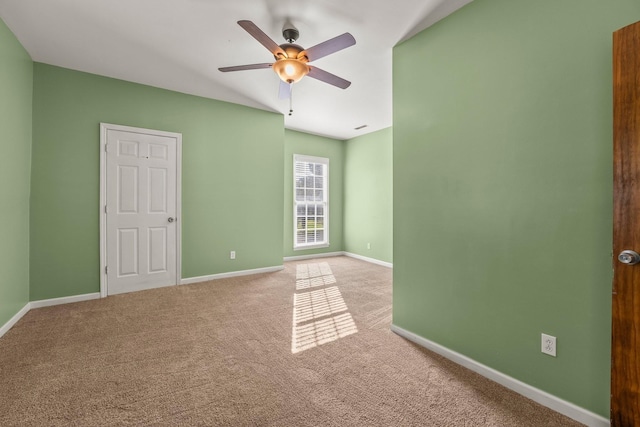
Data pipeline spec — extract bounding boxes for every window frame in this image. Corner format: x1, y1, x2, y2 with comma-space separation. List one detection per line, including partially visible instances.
293, 154, 330, 250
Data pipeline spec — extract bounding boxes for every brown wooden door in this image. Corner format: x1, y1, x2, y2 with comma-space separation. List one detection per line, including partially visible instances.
612, 20, 640, 427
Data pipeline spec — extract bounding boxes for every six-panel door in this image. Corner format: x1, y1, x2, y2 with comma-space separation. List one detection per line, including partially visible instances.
106, 129, 178, 295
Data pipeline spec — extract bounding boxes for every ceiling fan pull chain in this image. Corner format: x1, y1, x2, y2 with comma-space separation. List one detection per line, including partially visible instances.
289, 84, 294, 116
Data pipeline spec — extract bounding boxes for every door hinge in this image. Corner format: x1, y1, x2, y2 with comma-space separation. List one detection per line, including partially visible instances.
105, 266, 108, 275
104, 144, 108, 152
104, 205, 108, 214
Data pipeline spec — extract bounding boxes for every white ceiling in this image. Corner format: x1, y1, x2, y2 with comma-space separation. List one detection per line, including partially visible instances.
0, 0, 472, 140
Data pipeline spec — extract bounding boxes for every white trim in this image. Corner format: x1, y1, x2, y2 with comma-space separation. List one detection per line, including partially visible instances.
284, 251, 345, 262
2, 293, 102, 339
100, 123, 182, 298
293, 243, 330, 251
294, 154, 329, 165
30, 293, 101, 309
390, 324, 610, 427
100, 124, 107, 298
175, 130, 183, 292
344, 252, 393, 268
180, 265, 284, 285
283, 252, 393, 267
0, 303, 30, 339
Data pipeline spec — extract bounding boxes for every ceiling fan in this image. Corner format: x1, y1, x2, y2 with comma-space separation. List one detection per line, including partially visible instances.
219, 20, 356, 100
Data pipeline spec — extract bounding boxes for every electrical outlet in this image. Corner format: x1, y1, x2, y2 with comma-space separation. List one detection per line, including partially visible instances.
230, 251, 236, 260
541, 333, 556, 357
367, 242, 371, 250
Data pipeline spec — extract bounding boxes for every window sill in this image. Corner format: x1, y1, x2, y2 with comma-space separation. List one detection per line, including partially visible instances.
293, 243, 330, 251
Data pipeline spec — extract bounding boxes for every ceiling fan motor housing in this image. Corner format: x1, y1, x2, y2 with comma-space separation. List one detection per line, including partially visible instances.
277, 43, 306, 61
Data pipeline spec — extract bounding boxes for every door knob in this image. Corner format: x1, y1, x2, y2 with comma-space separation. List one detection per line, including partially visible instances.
168, 217, 175, 223
618, 250, 640, 265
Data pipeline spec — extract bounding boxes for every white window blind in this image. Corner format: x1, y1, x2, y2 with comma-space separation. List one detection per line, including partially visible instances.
294, 154, 329, 249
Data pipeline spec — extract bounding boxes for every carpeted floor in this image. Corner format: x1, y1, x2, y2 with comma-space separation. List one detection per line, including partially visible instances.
0, 256, 583, 426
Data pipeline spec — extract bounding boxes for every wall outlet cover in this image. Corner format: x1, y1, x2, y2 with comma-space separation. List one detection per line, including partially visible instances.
541, 333, 556, 357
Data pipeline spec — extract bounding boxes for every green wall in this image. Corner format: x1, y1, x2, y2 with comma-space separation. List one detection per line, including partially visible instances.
344, 127, 393, 263
31, 64, 284, 300
393, 0, 640, 417
284, 130, 344, 257
0, 19, 32, 326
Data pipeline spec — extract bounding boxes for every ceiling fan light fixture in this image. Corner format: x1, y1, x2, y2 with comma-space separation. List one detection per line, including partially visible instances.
273, 59, 309, 84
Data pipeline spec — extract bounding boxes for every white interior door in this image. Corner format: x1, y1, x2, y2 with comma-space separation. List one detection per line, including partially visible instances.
102, 124, 181, 295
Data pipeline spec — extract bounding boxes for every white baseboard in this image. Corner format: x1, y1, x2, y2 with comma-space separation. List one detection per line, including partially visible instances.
283, 252, 345, 262
0, 302, 31, 339
390, 324, 609, 427
283, 251, 393, 269
181, 265, 284, 285
2, 293, 102, 339
344, 252, 393, 268
2, 268, 285, 337
30, 292, 101, 309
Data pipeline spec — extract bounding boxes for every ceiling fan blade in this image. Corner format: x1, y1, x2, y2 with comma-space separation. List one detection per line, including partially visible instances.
299, 33, 356, 62
218, 63, 273, 72
278, 80, 292, 99
238, 20, 286, 58
307, 66, 351, 89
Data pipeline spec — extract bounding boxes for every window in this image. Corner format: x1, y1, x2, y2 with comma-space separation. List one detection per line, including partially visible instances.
294, 155, 329, 249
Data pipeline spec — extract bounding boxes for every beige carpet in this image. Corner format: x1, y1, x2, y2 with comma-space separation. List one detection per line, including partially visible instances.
0, 256, 583, 426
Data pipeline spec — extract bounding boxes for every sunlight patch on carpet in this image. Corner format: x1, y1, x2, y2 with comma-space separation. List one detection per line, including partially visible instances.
295, 262, 336, 290
292, 263, 358, 353
292, 313, 357, 353
294, 287, 348, 323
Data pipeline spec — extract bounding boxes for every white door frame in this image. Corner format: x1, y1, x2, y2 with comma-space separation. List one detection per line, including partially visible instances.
99, 123, 182, 298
